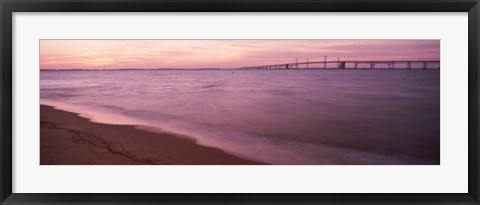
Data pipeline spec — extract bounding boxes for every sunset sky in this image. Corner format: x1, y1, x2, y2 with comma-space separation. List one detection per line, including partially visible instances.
40, 40, 440, 69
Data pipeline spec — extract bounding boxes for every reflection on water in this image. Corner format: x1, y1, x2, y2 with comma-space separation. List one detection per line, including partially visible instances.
41, 69, 440, 165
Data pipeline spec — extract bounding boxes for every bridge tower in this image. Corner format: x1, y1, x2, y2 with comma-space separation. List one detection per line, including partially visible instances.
324, 55, 327, 69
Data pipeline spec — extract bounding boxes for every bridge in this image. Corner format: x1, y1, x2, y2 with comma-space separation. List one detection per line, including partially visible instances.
241, 60, 440, 70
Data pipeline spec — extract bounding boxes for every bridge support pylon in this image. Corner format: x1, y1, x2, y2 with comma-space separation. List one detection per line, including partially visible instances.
338, 62, 346, 69
388, 62, 394, 69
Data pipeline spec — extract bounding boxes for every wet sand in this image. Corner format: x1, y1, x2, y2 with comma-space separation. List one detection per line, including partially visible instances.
40, 105, 262, 165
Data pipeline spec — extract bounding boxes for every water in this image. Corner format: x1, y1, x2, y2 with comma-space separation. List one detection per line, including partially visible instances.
40, 69, 440, 165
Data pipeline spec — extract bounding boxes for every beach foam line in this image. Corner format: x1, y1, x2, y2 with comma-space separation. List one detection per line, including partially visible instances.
41, 99, 147, 126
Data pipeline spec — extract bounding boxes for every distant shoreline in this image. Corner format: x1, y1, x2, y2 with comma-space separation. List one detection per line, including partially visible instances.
40, 68, 227, 71
40, 104, 263, 165
40, 68, 441, 71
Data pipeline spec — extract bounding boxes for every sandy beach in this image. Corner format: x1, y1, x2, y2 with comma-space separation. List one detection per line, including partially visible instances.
40, 105, 262, 165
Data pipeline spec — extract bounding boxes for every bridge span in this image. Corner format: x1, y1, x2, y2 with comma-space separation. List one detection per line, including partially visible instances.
241, 60, 440, 70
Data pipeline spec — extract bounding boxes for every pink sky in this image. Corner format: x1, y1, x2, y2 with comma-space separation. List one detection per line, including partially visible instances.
40, 40, 440, 69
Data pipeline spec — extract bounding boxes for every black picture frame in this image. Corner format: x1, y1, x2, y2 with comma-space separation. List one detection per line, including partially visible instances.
1, 0, 479, 204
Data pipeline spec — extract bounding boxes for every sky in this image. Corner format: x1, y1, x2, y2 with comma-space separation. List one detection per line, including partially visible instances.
40, 40, 440, 69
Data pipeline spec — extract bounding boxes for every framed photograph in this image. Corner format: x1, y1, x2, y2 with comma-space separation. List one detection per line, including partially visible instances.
1, 0, 479, 204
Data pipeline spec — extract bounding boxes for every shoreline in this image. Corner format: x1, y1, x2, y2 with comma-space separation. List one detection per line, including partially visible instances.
40, 104, 263, 165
